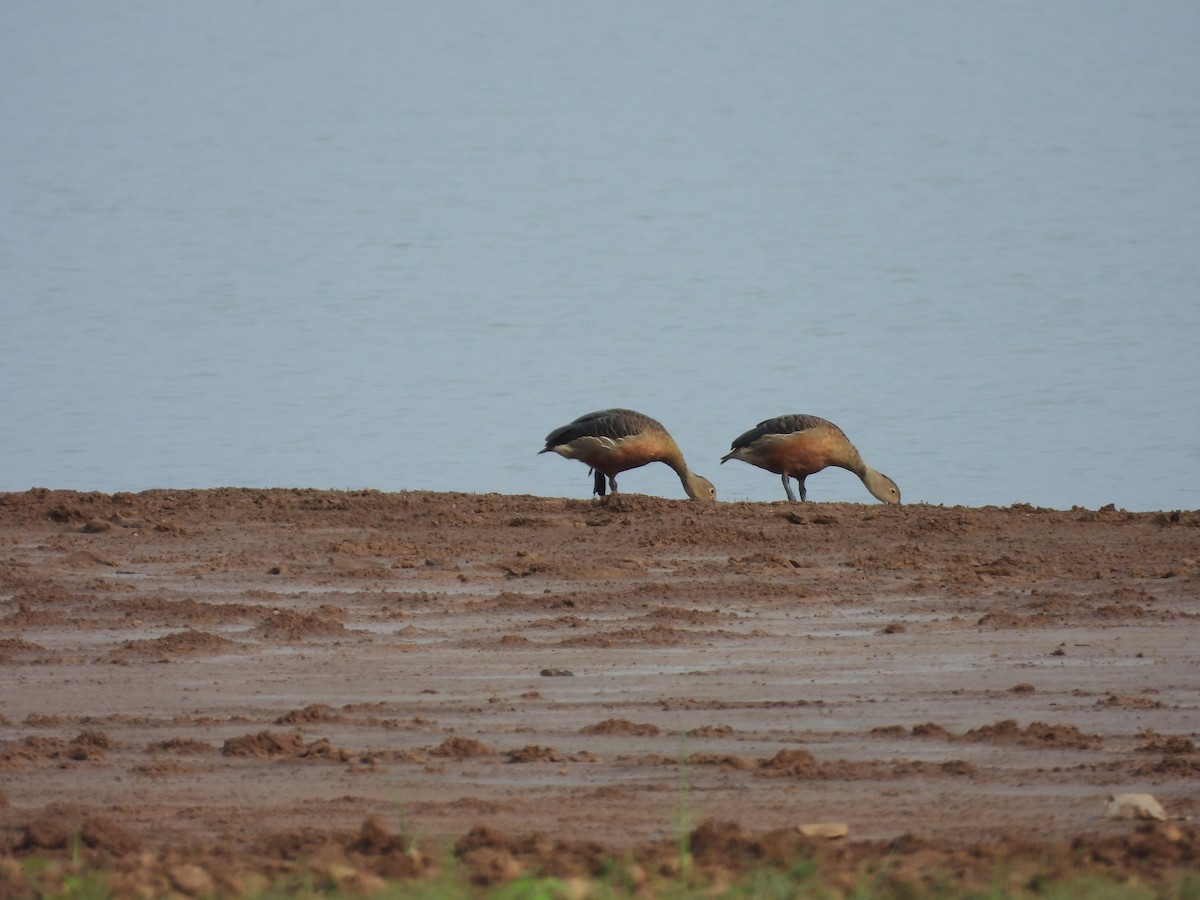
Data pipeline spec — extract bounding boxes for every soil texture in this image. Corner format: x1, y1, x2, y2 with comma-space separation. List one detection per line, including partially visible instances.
1, 488, 1198, 893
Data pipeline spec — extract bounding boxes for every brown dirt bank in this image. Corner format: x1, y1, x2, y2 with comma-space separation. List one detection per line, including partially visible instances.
1, 488, 1198, 892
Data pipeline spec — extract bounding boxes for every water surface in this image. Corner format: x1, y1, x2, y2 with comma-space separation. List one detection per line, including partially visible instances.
3, 3, 1198, 509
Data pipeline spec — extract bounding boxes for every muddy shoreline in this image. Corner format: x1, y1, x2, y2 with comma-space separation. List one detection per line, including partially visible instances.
2, 488, 1198, 891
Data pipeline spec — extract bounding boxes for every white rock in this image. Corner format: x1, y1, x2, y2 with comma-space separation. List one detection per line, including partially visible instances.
1104, 793, 1166, 821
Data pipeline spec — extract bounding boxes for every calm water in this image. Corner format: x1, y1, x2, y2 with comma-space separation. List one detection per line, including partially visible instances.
3, 3, 1198, 510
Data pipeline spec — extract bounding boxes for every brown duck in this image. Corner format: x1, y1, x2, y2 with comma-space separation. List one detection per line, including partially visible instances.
540, 409, 716, 500
722, 413, 900, 504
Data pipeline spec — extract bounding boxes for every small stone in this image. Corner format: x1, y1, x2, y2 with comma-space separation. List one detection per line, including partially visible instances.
1161, 823, 1186, 843
168, 863, 215, 896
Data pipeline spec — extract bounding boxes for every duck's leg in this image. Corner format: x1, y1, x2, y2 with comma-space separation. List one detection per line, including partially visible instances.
781, 474, 798, 502
591, 469, 607, 497
609, 474, 620, 494
797, 477, 808, 502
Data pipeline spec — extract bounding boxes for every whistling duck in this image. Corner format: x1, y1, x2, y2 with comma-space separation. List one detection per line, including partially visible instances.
722, 414, 900, 504
540, 409, 716, 500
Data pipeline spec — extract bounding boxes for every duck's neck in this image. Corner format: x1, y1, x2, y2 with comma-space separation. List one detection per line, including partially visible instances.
663, 454, 700, 498
835, 446, 868, 479
663, 453, 690, 482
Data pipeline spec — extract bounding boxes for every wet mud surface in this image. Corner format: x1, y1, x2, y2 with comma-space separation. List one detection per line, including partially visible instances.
1, 488, 1198, 892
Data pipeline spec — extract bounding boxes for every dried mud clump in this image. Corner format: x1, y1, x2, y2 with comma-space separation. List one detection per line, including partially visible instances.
0, 606, 69, 627
218, 731, 360, 763
686, 748, 978, 781
80, 815, 141, 855
686, 753, 757, 770
1, 736, 65, 767
687, 724, 735, 738
1136, 732, 1197, 755
1099, 693, 1164, 709
1130, 756, 1200, 777
454, 823, 610, 884
146, 737, 214, 755
347, 814, 431, 879
1075, 822, 1200, 872
0, 637, 52, 661
580, 718, 660, 736
19, 818, 73, 851
116, 629, 237, 657
758, 749, 820, 777
276, 703, 343, 724
1, 731, 111, 766
962, 719, 1100, 749
686, 818, 818, 872
256, 609, 346, 639
221, 731, 307, 758
912, 723, 953, 739
506, 744, 560, 763
299, 739, 355, 762
429, 736, 494, 758
67, 731, 111, 760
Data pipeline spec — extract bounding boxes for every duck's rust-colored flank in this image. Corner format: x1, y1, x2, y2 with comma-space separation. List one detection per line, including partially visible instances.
540, 408, 716, 500
722, 413, 900, 504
